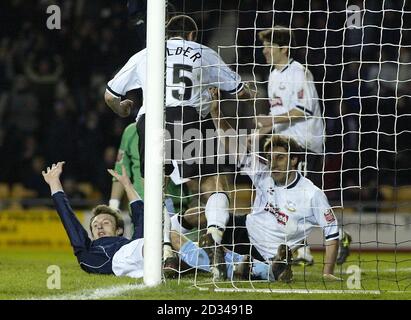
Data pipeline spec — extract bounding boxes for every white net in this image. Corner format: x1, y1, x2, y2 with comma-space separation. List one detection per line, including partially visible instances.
161, 0, 411, 293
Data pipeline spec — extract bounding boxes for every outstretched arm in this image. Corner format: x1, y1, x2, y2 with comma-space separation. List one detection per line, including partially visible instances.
108, 165, 141, 203
42, 162, 91, 254
209, 88, 250, 156
255, 108, 306, 130
108, 165, 143, 239
42, 162, 65, 194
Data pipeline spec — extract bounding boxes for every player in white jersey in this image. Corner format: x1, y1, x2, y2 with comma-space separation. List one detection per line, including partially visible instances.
172, 95, 342, 280
256, 26, 324, 155
104, 15, 254, 279
255, 27, 352, 265
237, 136, 340, 279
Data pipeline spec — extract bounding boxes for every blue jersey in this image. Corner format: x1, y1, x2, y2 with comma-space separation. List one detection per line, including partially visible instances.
52, 191, 144, 274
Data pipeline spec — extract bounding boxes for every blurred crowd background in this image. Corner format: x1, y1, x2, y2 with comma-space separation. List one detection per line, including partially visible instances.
0, 0, 410, 209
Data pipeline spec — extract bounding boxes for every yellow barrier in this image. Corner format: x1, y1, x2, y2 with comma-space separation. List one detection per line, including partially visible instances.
0, 210, 85, 251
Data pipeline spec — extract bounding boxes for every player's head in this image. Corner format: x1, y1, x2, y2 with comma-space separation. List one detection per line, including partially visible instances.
89, 205, 124, 239
263, 135, 302, 184
259, 26, 295, 65
166, 15, 198, 42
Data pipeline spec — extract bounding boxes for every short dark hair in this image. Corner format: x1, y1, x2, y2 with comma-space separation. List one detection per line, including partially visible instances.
166, 15, 198, 41
263, 135, 302, 166
258, 26, 296, 49
89, 205, 124, 236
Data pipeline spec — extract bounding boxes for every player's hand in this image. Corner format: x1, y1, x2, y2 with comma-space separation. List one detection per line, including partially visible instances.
323, 274, 343, 281
107, 165, 132, 188
208, 87, 219, 100
118, 99, 133, 117
42, 162, 65, 185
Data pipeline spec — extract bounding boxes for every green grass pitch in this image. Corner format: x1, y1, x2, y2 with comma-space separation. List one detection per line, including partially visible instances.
0, 250, 410, 300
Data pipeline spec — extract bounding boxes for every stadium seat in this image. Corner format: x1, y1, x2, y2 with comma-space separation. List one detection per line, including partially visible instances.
10, 184, 36, 200
380, 185, 395, 201
379, 185, 411, 213
397, 186, 411, 201
77, 183, 94, 200
0, 183, 10, 200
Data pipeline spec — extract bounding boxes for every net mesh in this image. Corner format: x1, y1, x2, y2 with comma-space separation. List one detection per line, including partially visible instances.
161, 0, 411, 293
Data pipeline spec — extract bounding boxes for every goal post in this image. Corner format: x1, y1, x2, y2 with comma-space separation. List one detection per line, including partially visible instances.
143, 0, 166, 287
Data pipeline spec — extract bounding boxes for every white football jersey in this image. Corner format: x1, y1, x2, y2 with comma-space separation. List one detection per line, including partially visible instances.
107, 38, 243, 119
267, 59, 324, 154
238, 153, 339, 260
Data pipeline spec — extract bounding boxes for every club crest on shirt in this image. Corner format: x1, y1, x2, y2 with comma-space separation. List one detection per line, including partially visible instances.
285, 200, 296, 212
279, 82, 286, 90
297, 89, 304, 99
324, 209, 336, 223
267, 187, 275, 195
265, 202, 289, 225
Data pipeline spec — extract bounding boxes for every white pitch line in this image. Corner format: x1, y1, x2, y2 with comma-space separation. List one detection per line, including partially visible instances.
199, 288, 381, 294
27, 283, 147, 300
292, 267, 411, 275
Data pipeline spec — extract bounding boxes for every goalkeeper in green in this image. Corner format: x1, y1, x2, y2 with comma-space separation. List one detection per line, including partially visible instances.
109, 123, 190, 214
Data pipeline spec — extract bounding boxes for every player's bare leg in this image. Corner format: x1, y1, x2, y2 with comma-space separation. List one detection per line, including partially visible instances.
186, 175, 229, 280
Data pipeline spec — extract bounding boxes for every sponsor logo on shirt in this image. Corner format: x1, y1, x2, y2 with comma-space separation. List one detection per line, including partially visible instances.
264, 202, 289, 225
324, 209, 336, 223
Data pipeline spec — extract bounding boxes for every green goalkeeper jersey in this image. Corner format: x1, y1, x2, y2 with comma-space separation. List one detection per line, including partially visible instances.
114, 123, 189, 212
114, 123, 144, 197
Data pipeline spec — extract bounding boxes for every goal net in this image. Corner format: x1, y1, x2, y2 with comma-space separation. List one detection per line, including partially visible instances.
159, 0, 411, 293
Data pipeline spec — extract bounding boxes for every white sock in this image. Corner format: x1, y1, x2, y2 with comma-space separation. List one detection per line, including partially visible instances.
205, 193, 229, 243
163, 243, 174, 260
170, 214, 191, 235
207, 226, 224, 244
297, 246, 312, 258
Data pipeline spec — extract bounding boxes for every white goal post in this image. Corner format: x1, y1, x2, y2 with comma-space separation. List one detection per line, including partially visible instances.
143, 0, 166, 287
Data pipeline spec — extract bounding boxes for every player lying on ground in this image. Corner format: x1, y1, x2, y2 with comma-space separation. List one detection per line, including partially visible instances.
42, 162, 145, 277
167, 93, 342, 281
44, 160, 266, 281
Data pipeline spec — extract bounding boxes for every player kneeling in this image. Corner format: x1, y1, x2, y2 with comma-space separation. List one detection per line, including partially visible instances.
169, 231, 293, 283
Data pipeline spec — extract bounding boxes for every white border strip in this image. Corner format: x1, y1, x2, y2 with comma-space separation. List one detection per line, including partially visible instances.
27, 284, 147, 300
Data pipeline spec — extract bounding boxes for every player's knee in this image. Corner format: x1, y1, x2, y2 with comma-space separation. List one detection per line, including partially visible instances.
170, 231, 181, 250
199, 176, 228, 201
182, 207, 204, 229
